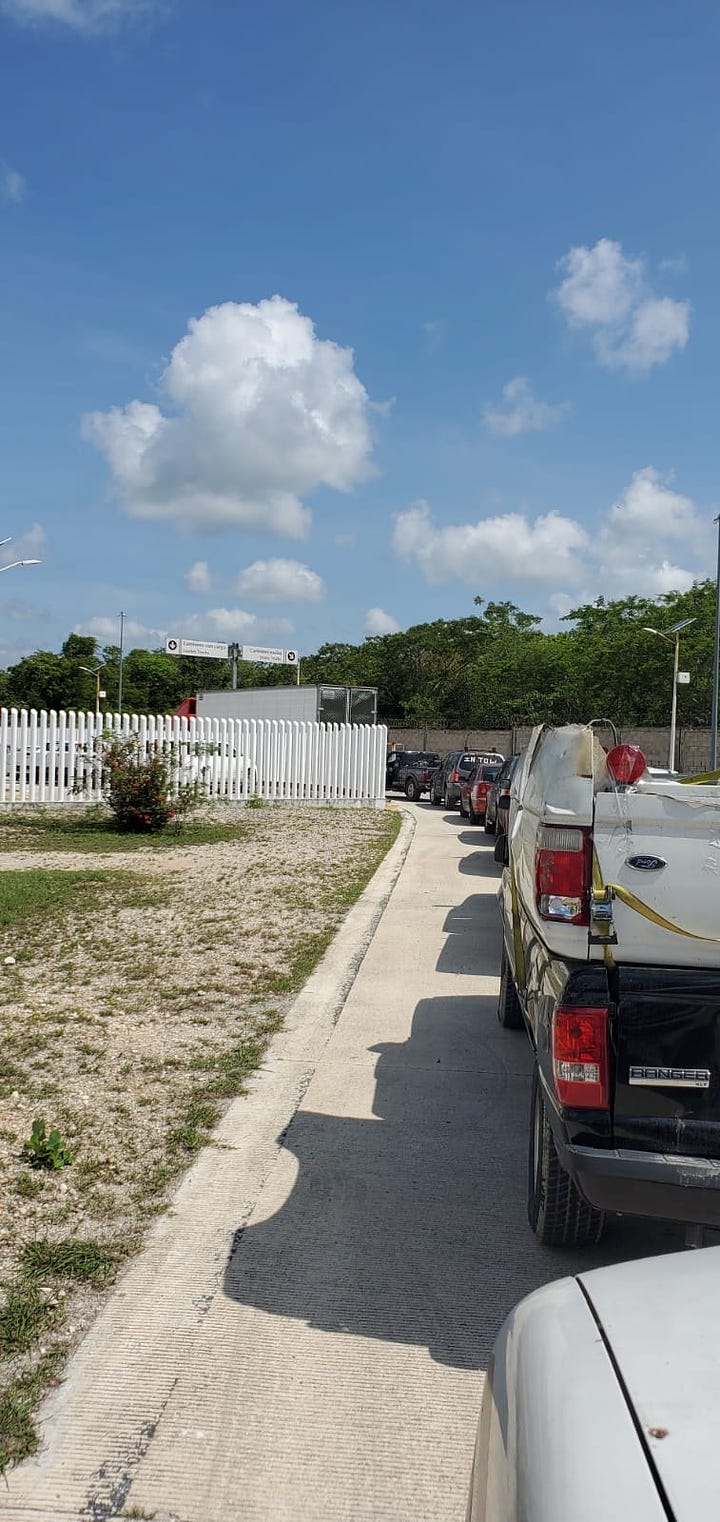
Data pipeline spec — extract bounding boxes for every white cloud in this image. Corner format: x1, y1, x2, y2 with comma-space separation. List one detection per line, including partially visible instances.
483, 376, 568, 437
0, 523, 45, 567
605, 298, 691, 373
393, 468, 708, 610
393, 499, 589, 587
423, 320, 447, 353
186, 560, 211, 593
78, 616, 164, 646
1, 0, 157, 30
83, 295, 374, 537
553, 238, 690, 373
235, 558, 325, 604
1, 164, 25, 203
185, 608, 294, 639
595, 467, 705, 596
364, 607, 400, 636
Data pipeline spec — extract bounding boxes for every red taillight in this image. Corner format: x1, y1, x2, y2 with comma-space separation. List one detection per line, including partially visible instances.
450, 769, 459, 784
535, 825, 592, 925
553, 1005, 609, 1108
607, 744, 647, 786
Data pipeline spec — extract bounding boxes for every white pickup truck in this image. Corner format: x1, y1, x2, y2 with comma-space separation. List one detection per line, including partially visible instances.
498, 720, 720, 1246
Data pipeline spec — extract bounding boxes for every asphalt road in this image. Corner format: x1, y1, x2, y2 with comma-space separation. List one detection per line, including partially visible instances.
4, 801, 681, 1522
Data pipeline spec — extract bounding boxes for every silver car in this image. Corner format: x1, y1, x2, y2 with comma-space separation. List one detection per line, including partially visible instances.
467, 1245, 720, 1521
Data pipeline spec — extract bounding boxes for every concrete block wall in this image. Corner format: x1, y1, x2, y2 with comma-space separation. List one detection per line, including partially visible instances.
388, 726, 716, 773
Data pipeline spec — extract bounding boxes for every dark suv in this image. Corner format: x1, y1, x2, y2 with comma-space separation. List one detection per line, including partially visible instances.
385, 750, 439, 801
430, 750, 504, 810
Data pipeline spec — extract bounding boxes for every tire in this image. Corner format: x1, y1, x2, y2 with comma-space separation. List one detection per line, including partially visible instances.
493, 829, 507, 863
431, 784, 442, 807
497, 941, 524, 1029
468, 802, 479, 825
405, 776, 419, 802
484, 809, 495, 834
527, 1068, 606, 1247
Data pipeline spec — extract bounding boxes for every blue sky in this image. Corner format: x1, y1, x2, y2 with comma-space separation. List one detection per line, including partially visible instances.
1, 0, 719, 664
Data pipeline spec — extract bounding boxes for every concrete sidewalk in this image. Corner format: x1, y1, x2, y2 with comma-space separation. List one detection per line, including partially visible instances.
3, 803, 677, 1522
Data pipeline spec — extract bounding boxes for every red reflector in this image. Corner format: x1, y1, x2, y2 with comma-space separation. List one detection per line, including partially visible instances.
450, 769, 459, 784
607, 743, 646, 785
535, 826, 591, 925
553, 1005, 609, 1108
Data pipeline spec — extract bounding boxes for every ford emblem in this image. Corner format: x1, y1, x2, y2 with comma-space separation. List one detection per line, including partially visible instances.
627, 854, 667, 871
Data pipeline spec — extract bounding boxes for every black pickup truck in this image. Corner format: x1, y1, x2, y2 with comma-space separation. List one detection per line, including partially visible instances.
498, 721, 720, 1251
385, 749, 439, 801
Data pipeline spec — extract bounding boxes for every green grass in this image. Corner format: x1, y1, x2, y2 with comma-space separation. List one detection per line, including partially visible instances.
0, 869, 112, 934
0, 811, 249, 854
0, 1285, 57, 1356
21, 1237, 119, 1287
0, 806, 400, 1473
0, 1348, 66, 1472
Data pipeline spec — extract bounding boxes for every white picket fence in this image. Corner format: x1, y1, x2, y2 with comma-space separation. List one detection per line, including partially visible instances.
0, 708, 388, 808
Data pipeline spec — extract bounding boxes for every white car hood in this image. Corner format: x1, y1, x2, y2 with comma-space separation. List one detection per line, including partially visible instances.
580, 1245, 720, 1522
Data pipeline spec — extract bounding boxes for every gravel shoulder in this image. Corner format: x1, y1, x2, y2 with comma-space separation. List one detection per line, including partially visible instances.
0, 802, 399, 1470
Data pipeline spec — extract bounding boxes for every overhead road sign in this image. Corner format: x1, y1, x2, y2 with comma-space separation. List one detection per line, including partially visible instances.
165, 637, 229, 659
241, 645, 286, 665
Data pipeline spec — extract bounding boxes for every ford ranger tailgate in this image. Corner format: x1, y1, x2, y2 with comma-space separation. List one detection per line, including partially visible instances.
592, 782, 720, 969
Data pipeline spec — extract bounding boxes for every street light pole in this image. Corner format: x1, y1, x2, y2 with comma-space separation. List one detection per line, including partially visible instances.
80, 665, 104, 722
118, 611, 125, 715
711, 516, 720, 770
642, 616, 696, 771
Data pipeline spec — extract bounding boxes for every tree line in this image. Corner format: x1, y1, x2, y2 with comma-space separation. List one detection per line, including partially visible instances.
0, 583, 717, 729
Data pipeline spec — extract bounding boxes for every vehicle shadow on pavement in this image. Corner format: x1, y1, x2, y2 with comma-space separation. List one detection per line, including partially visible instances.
436, 893, 501, 974
223, 994, 681, 1373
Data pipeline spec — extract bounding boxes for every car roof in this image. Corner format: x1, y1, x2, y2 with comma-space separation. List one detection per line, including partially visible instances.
579, 1245, 720, 1522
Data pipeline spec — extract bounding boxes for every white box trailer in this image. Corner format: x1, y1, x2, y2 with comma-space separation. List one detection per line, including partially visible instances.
194, 685, 378, 726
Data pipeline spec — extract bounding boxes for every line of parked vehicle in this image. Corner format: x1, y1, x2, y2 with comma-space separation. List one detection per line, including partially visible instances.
385, 745, 521, 860
467, 718, 720, 1522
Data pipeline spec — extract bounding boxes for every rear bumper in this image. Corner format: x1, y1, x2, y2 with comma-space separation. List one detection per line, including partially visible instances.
556, 1131, 720, 1227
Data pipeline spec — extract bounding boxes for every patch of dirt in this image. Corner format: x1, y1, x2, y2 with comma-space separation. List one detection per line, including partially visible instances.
0, 803, 398, 1440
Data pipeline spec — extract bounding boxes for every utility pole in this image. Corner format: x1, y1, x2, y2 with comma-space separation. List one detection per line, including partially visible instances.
118, 611, 125, 715
231, 642, 239, 689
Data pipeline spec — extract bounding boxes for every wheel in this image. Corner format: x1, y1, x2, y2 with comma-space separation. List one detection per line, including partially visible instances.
468, 802, 479, 825
431, 783, 442, 806
484, 809, 495, 834
527, 1068, 606, 1247
497, 941, 524, 1029
459, 796, 467, 817
405, 776, 419, 801
445, 791, 456, 810
493, 829, 507, 863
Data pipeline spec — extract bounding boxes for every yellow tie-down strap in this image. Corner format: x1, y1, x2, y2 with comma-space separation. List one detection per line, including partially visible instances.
677, 766, 720, 786
592, 849, 720, 944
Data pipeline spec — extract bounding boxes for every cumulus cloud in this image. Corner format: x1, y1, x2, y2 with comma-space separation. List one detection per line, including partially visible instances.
235, 558, 325, 604
185, 608, 294, 640
483, 376, 568, 437
186, 560, 211, 593
78, 616, 164, 646
393, 499, 589, 587
0, 523, 45, 567
1, 164, 25, 203
553, 238, 690, 373
364, 607, 400, 636
595, 467, 705, 596
83, 295, 374, 537
1, 0, 157, 29
393, 468, 708, 609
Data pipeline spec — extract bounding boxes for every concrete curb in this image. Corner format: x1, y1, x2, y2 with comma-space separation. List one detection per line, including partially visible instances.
4, 807, 417, 1521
